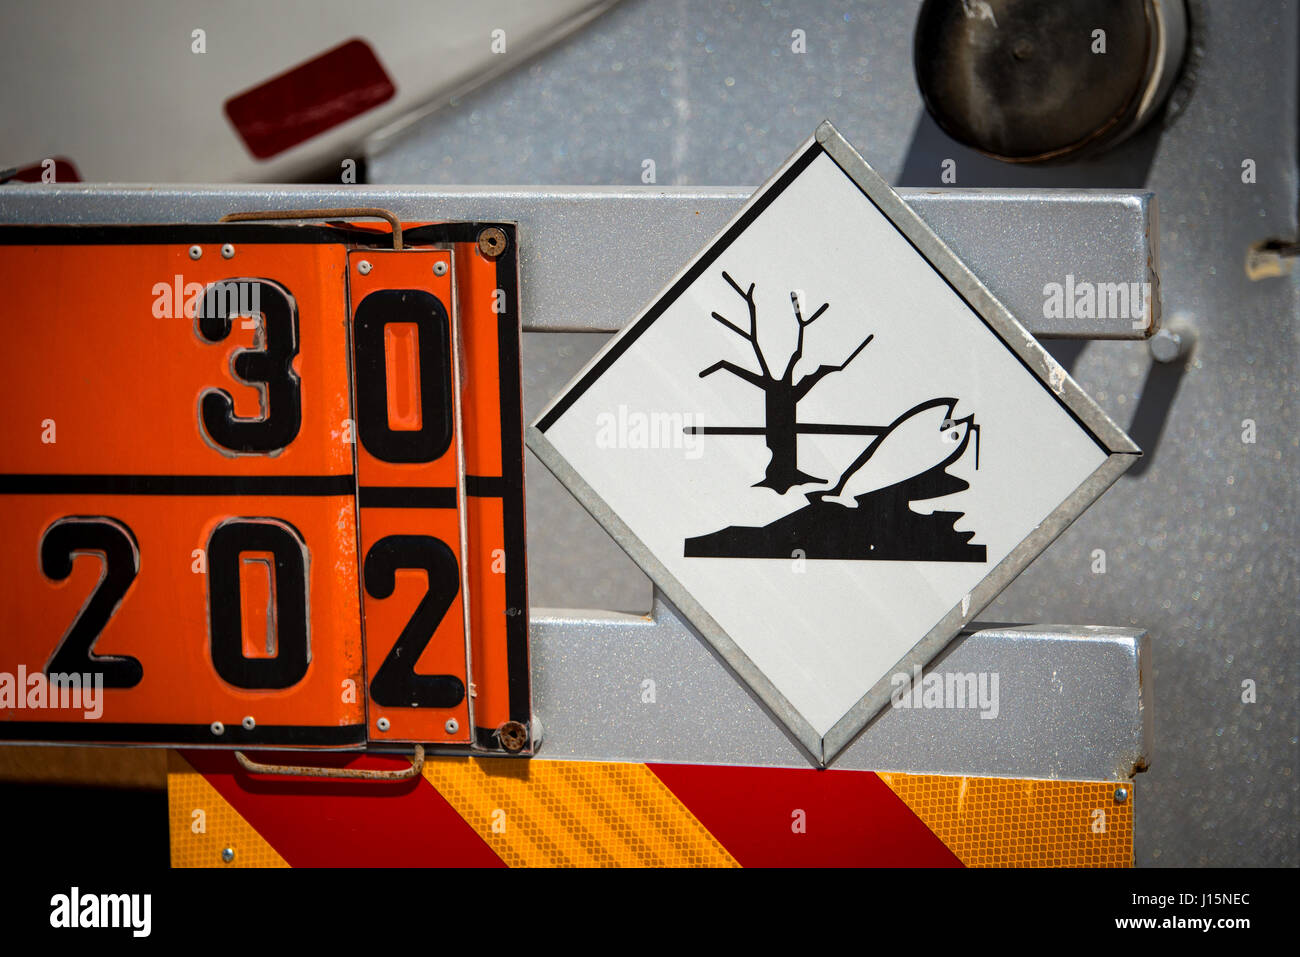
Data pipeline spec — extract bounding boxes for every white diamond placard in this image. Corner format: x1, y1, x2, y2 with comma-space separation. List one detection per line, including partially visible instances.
529, 122, 1139, 764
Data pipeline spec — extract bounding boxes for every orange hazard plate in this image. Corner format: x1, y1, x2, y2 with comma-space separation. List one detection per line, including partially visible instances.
0, 222, 530, 750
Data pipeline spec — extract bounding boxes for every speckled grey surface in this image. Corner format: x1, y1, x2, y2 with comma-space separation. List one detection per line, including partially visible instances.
372, 0, 1298, 865
529, 600, 1150, 783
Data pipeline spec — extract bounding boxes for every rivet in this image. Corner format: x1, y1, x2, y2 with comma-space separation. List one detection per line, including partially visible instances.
221, 243, 235, 259
188, 245, 202, 260
433, 260, 448, 276
1150, 314, 1196, 364
358, 260, 372, 275
1149, 328, 1185, 363
221, 847, 234, 863
210, 721, 224, 736
376, 716, 390, 732
1114, 786, 1129, 804
241, 715, 255, 731
497, 720, 528, 753
445, 718, 459, 734
476, 226, 507, 259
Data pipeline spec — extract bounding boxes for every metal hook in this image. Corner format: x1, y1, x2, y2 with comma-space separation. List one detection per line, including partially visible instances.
234, 745, 424, 781
219, 207, 403, 250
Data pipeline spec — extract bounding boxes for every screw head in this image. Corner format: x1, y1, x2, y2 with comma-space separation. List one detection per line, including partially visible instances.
210, 721, 224, 736
477, 227, 507, 259
1114, 786, 1129, 804
444, 718, 459, 734
188, 245, 202, 260
432, 260, 448, 276
241, 715, 256, 731
1149, 328, 1185, 363
221, 243, 235, 259
358, 260, 372, 275
221, 847, 234, 863
497, 720, 528, 752
376, 716, 390, 732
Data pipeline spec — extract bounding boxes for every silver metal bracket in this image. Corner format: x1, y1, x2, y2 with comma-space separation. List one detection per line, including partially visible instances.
533, 591, 1152, 782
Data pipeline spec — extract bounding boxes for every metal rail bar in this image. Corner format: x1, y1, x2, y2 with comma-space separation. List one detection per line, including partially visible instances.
0, 185, 1159, 339
531, 593, 1151, 782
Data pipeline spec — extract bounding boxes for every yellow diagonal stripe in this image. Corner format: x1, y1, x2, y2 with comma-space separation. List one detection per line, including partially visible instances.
166, 752, 288, 869
878, 773, 1133, 867
422, 757, 739, 867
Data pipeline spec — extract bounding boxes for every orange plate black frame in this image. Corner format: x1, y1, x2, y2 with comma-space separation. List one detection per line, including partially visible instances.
0, 220, 530, 753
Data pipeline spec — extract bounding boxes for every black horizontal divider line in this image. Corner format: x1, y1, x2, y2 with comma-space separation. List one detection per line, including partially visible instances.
354, 476, 505, 509
0, 475, 503, 503
358, 486, 457, 509
465, 475, 504, 497
0, 474, 355, 496
0, 721, 367, 746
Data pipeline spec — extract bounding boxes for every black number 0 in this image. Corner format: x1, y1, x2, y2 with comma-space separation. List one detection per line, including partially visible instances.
353, 289, 453, 463
207, 519, 311, 690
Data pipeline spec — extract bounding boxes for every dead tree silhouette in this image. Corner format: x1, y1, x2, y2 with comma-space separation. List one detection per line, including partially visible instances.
700, 271, 874, 493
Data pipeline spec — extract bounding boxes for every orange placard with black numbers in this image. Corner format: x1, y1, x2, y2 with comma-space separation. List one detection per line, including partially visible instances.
0, 229, 363, 746
350, 248, 473, 745
0, 220, 531, 752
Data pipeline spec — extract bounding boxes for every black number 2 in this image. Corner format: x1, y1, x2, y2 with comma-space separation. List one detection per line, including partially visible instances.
41, 518, 143, 688
364, 535, 466, 709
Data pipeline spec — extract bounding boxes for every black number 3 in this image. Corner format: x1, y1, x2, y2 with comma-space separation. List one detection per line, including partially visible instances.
197, 278, 302, 454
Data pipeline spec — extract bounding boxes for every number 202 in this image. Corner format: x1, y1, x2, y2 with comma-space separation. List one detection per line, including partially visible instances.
39, 518, 464, 707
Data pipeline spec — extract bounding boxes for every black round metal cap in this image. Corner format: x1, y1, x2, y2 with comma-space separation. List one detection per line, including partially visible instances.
914, 0, 1154, 161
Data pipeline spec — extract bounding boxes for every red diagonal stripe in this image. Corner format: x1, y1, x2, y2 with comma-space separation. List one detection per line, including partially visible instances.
180, 750, 502, 867
647, 764, 963, 867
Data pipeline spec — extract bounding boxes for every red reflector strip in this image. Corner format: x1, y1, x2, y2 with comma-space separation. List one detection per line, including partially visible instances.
5, 158, 81, 183
224, 38, 396, 160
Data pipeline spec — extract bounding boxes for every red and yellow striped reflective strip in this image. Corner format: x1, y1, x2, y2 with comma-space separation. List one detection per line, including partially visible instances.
167, 752, 287, 868
421, 757, 737, 867
168, 751, 1133, 868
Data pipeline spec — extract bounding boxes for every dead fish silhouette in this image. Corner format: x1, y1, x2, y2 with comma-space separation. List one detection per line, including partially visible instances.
812, 397, 979, 508
684, 396, 985, 561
